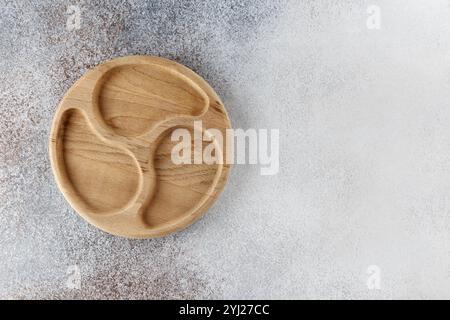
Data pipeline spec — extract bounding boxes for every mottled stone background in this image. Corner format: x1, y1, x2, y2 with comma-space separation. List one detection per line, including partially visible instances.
1, 0, 449, 299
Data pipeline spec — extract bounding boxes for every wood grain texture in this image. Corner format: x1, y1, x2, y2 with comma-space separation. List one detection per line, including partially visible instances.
49, 56, 232, 238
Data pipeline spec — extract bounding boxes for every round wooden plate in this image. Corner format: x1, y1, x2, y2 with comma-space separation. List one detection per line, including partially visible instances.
49, 56, 231, 238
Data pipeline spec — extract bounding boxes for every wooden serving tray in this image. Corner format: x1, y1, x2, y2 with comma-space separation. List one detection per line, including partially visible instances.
49, 56, 231, 238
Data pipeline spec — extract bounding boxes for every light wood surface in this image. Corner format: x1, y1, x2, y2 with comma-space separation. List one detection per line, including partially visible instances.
49, 56, 232, 238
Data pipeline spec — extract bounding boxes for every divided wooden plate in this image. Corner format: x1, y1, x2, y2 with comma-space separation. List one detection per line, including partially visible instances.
49, 56, 231, 238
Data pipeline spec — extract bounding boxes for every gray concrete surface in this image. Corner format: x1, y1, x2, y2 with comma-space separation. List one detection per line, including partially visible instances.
1, 0, 449, 299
